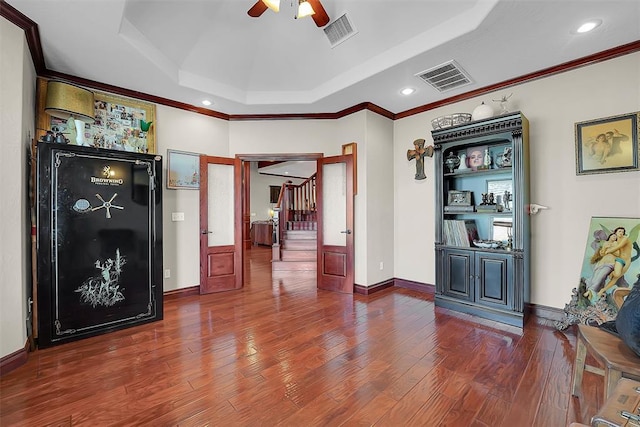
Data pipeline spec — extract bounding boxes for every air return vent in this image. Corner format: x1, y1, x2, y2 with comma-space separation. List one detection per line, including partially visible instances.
415, 60, 473, 92
324, 13, 358, 48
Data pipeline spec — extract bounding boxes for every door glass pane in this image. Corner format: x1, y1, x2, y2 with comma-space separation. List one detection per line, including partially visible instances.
322, 162, 346, 246
207, 163, 234, 246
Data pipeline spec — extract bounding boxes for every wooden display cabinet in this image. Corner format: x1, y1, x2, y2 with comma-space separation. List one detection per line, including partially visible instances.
432, 112, 530, 327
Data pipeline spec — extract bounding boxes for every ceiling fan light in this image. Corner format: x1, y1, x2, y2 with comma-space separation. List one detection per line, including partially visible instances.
262, 0, 280, 12
297, 1, 315, 18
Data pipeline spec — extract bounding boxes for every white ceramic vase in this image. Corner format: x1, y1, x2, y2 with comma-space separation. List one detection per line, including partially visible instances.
73, 119, 89, 146
471, 102, 494, 121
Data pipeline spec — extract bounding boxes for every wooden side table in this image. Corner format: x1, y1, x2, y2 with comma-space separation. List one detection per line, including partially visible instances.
572, 324, 640, 400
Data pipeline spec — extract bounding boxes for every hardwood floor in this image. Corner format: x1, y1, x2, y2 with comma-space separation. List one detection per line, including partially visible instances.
1, 246, 603, 426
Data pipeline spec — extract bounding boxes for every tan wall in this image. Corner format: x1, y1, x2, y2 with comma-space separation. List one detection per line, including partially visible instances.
1, 16, 36, 358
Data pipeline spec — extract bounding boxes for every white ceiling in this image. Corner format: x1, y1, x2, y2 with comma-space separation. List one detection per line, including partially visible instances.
6, 0, 640, 116
259, 160, 316, 179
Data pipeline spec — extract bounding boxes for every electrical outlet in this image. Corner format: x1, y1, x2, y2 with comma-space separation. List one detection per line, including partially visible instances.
379, 262, 384, 270
164, 269, 170, 278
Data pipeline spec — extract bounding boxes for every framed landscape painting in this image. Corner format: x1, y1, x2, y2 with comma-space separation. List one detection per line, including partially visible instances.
167, 150, 200, 189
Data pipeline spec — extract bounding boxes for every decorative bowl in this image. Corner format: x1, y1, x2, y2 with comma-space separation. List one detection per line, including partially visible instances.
473, 239, 502, 249
431, 113, 472, 130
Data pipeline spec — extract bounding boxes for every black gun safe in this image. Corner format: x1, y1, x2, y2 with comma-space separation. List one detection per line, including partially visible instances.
36, 143, 163, 348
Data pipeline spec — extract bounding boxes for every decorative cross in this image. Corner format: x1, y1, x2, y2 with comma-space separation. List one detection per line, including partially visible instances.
407, 138, 434, 180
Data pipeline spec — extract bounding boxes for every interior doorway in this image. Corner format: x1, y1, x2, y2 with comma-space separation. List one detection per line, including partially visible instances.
199, 152, 355, 294
238, 153, 323, 275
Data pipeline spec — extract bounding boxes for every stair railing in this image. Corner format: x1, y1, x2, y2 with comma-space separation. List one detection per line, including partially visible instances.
272, 174, 317, 261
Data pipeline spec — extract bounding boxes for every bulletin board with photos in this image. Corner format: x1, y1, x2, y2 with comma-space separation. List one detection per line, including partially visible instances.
37, 78, 157, 154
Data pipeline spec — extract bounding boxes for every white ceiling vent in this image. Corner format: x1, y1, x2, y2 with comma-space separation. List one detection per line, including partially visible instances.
324, 13, 358, 48
415, 60, 473, 92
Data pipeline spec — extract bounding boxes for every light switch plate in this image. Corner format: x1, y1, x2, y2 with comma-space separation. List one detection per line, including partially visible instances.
171, 212, 185, 221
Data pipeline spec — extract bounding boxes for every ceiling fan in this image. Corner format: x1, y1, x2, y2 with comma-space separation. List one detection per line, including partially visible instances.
248, 0, 330, 27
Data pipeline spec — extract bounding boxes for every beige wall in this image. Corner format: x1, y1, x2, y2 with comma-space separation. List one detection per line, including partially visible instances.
336, 112, 369, 285
394, 52, 640, 309
157, 104, 229, 291
249, 163, 304, 223
1, 17, 36, 357
363, 111, 395, 285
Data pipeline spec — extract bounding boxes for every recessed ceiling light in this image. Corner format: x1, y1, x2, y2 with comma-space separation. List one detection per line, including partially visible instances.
202, 100, 212, 106
401, 87, 416, 96
576, 19, 602, 33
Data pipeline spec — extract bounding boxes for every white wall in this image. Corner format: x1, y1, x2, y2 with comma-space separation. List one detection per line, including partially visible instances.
229, 119, 339, 156
363, 111, 395, 285
336, 112, 367, 285
156, 104, 229, 291
249, 163, 303, 222
0, 17, 36, 358
394, 52, 640, 309
159, 115, 370, 292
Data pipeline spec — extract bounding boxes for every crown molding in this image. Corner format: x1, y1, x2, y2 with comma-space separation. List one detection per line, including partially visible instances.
1, 0, 45, 73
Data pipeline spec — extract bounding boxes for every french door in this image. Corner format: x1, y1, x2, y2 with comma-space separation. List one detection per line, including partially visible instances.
199, 155, 242, 294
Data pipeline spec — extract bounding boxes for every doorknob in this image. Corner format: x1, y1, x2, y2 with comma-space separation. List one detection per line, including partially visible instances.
340, 230, 352, 234
201, 230, 212, 235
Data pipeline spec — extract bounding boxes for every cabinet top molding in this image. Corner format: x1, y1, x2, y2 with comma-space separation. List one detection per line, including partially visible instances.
432, 111, 527, 145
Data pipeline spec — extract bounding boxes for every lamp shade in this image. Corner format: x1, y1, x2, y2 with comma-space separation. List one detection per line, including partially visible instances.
297, 1, 315, 18
262, 0, 279, 12
45, 81, 95, 124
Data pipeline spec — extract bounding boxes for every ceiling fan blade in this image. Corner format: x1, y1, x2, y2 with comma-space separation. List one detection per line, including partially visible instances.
248, 1, 268, 17
308, 0, 329, 27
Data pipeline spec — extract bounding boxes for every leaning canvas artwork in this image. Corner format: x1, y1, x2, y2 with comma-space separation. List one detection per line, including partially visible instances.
556, 216, 640, 330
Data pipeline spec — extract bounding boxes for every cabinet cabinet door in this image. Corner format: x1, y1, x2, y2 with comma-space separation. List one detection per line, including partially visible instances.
475, 252, 513, 310
443, 249, 474, 301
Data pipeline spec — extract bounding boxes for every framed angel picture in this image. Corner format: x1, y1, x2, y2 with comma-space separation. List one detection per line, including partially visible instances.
575, 112, 639, 175
557, 216, 640, 330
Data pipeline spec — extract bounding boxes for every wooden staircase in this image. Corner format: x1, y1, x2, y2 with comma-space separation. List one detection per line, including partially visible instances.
272, 228, 317, 271
271, 177, 318, 272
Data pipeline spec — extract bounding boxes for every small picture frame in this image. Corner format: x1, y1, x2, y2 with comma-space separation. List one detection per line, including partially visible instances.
466, 145, 487, 171
487, 179, 512, 197
447, 190, 472, 206
167, 149, 200, 189
269, 185, 281, 204
499, 146, 512, 167
487, 179, 513, 211
575, 111, 639, 175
